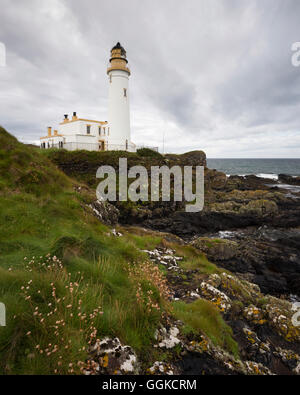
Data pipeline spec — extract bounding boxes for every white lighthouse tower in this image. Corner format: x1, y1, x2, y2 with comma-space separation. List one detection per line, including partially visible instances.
40, 42, 137, 152
107, 42, 135, 152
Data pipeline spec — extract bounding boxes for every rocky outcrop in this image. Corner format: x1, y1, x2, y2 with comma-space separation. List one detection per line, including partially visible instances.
154, 326, 181, 349
73, 184, 119, 226
88, 200, 119, 226
51, 150, 300, 236
49, 147, 300, 376
85, 338, 139, 375
192, 238, 239, 261
164, 150, 207, 167
205, 169, 227, 190
225, 175, 275, 191
138, 245, 300, 375
142, 182, 300, 236
142, 247, 183, 272
203, 232, 300, 297
279, 174, 300, 186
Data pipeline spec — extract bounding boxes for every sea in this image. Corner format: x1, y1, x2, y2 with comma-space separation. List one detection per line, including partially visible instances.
206, 158, 300, 179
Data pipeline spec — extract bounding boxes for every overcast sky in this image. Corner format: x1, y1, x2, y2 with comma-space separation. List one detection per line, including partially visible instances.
0, 0, 300, 157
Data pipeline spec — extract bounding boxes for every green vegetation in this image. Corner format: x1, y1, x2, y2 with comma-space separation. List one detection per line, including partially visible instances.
0, 127, 239, 375
136, 147, 163, 159
0, 127, 167, 374
170, 243, 220, 274
0, 254, 166, 374
172, 299, 239, 359
43, 147, 164, 189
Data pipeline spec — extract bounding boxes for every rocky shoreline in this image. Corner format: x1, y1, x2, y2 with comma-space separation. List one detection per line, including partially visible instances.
48, 148, 300, 375
132, 172, 300, 300
84, 178, 300, 375
83, 245, 300, 375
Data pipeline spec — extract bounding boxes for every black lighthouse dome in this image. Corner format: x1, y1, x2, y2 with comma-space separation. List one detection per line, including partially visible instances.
111, 42, 127, 58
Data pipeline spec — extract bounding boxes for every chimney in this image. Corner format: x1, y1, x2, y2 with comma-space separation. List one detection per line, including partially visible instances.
47, 127, 52, 137
72, 111, 78, 121
64, 114, 69, 123
54, 130, 58, 136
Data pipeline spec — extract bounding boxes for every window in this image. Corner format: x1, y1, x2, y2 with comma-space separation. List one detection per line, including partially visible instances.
87, 125, 91, 134
126, 139, 128, 150
99, 127, 101, 136
103, 127, 106, 136
108, 127, 110, 136
123, 88, 127, 97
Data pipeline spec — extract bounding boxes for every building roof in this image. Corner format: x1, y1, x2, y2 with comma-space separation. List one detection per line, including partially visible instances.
59, 118, 108, 125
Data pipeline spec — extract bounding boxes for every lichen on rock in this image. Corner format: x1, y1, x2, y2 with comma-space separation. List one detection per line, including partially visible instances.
85, 337, 139, 375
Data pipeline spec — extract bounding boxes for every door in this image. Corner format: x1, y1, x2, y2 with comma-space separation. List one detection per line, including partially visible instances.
99, 140, 105, 151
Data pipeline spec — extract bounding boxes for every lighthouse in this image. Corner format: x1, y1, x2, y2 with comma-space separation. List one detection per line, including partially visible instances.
40, 42, 140, 152
107, 42, 134, 151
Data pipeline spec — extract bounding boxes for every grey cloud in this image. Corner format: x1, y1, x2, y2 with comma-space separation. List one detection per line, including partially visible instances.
0, 0, 299, 157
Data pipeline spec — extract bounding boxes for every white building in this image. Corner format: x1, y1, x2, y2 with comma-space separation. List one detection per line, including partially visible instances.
40, 42, 136, 152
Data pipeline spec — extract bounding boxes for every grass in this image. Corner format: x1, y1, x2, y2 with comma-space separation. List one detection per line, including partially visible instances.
122, 231, 162, 251
42, 147, 165, 190
0, 127, 168, 374
0, 127, 240, 374
170, 243, 220, 274
136, 148, 163, 159
0, 255, 166, 374
172, 299, 239, 359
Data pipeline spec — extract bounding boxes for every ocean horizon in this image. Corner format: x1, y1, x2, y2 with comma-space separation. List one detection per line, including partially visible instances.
207, 158, 300, 178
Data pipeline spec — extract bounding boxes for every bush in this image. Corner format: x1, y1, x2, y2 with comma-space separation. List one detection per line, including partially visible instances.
137, 148, 163, 159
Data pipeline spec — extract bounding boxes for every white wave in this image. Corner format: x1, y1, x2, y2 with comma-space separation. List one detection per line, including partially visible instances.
256, 173, 278, 180
227, 173, 280, 180
218, 230, 237, 239
275, 184, 300, 193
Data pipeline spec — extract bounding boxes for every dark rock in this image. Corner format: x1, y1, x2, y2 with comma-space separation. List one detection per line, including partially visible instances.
89, 200, 119, 226
212, 236, 300, 297
225, 175, 275, 191
175, 352, 238, 375
165, 150, 207, 167
192, 237, 239, 261
279, 174, 300, 186
205, 169, 227, 190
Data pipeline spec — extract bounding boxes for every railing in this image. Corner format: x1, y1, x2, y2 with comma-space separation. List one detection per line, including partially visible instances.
107, 143, 136, 152
40, 142, 137, 152
136, 145, 159, 152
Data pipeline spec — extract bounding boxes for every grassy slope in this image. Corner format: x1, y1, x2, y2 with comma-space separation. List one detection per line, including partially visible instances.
0, 128, 238, 374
